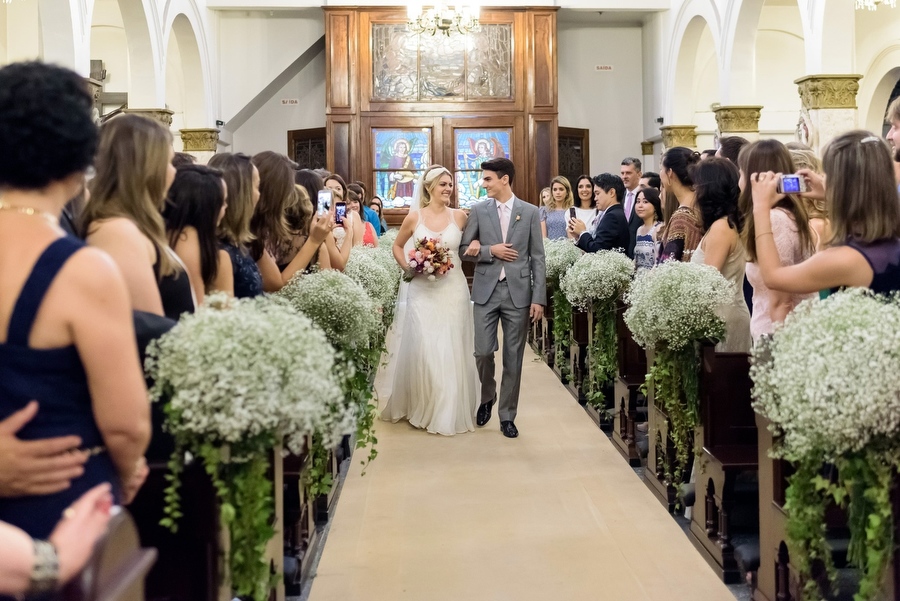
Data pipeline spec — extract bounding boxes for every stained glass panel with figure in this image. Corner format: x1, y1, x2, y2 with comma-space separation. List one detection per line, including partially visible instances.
454, 129, 511, 209
373, 128, 431, 208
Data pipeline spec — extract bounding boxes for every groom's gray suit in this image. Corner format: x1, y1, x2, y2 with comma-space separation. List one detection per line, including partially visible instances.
460, 195, 547, 423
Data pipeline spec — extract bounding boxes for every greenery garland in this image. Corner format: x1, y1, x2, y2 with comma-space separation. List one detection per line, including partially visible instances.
584, 299, 618, 409
552, 288, 573, 380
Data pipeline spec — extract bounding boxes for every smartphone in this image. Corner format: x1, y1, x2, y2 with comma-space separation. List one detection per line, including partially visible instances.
317, 189, 333, 215
568, 207, 576, 220
334, 201, 347, 226
777, 174, 807, 195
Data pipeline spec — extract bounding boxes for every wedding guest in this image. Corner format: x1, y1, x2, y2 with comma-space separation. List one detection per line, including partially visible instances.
162, 164, 230, 303
327, 174, 379, 239
621, 157, 644, 257
278, 184, 332, 278
700, 149, 717, 160
0, 61, 150, 537
353, 179, 383, 234
538, 186, 551, 209
657, 147, 702, 262
573, 174, 598, 228
207, 152, 263, 298
752, 130, 900, 295
1, 483, 113, 597
716, 136, 749, 164
633, 187, 664, 270
83, 114, 195, 320
639, 171, 661, 191
690, 158, 751, 352
347, 188, 377, 247
295, 168, 349, 271
540, 176, 573, 240
570, 173, 630, 253
329, 188, 358, 269
171, 152, 196, 168
885, 97, 900, 188
738, 140, 815, 339
789, 147, 829, 251
252, 151, 332, 291
370, 195, 389, 235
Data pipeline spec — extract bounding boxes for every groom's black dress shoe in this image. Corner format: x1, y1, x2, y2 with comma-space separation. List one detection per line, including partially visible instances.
500, 421, 518, 438
476, 400, 494, 427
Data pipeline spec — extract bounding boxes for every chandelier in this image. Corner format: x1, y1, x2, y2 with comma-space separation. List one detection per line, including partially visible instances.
856, 0, 896, 9
407, 2, 480, 36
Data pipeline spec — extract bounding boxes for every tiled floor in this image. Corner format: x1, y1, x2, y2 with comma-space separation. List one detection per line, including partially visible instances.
307, 347, 741, 601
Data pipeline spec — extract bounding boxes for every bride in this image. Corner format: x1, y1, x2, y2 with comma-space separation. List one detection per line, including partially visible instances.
381, 165, 478, 435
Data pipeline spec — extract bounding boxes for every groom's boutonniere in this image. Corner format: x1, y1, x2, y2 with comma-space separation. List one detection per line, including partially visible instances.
515, 215, 521, 222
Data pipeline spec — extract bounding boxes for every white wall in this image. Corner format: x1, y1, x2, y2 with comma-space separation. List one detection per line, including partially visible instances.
558, 23, 645, 176
4, 1, 40, 63
231, 50, 325, 155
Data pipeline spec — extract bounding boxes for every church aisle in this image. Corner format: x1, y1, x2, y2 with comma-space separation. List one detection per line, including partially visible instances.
308, 347, 735, 601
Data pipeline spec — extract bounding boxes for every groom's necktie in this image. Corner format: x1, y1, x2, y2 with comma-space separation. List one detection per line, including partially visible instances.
498, 201, 510, 281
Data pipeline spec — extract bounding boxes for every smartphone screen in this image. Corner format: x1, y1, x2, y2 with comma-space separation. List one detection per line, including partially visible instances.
317, 189, 333, 215
780, 175, 802, 194
334, 201, 347, 225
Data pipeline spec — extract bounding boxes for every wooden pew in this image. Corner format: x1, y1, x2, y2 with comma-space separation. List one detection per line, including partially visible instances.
688, 344, 758, 584
644, 379, 678, 513
62, 510, 156, 601
611, 303, 647, 465
541, 289, 555, 366
566, 308, 590, 403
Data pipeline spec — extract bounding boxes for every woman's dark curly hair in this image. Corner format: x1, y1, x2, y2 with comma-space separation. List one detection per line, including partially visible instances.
690, 157, 743, 233
0, 61, 98, 189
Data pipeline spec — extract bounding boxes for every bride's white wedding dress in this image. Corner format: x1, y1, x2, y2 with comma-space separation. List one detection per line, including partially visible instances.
380, 213, 478, 435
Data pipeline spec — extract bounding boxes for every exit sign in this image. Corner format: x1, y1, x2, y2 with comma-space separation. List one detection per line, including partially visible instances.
281, 98, 299, 105
595, 65, 614, 72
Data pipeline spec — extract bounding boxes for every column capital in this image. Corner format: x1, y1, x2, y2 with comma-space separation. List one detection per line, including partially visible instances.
659, 125, 697, 150
640, 141, 654, 156
124, 108, 174, 127
180, 128, 220, 152
714, 105, 763, 134
794, 74, 863, 110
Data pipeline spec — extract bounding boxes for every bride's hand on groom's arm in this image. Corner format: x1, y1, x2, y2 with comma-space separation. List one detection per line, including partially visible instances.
463, 240, 481, 256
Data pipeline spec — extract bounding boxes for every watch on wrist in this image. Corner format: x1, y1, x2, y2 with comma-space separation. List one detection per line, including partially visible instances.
27, 539, 59, 599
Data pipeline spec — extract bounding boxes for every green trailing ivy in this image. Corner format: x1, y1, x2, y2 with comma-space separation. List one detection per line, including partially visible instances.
552, 288, 573, 379
584, 299, 618, 409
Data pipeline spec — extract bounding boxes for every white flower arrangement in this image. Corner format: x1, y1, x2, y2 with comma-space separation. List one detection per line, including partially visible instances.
379, 228, 399, 249
344, 246, 399, 328
544, 238, 583, 285
560, 250, 634, 311
145, 293, 353, 455
277, 270, 380, 352
624, 260, 733, 351
751, 288, 900, 461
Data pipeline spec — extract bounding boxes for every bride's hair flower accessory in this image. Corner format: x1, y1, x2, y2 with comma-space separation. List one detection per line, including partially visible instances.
405, 236, 454, 282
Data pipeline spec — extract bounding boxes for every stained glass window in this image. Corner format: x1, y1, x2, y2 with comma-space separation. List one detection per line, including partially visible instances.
371, 23, 513, 102
372, 128, 432, 208
454, 129, 512, 209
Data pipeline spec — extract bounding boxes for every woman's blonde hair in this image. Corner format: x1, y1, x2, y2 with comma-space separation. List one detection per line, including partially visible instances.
84, 114, 177, 276
417, 165, 452, 208
789, 148, 827, 220
539, 187, 551, 207
208, 152, 256, 246
822, 130, 900, 245
548, 176, 575, 210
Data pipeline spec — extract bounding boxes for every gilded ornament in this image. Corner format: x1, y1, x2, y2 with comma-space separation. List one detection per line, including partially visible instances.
794, 75, 863, 110
659, 125, 698, 150
714, 105, 763, 133
180, 128, 220, 152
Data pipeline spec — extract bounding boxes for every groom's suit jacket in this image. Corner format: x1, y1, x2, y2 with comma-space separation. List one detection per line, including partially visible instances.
460, 195, 547, 309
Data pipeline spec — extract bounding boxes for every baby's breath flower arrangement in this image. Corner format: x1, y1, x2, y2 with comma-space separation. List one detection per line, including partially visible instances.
624, 261, 733, 488
561, 251, 634, 405
345, 246, 399, 332
145, 294, 349, 601
544, 238, 583, 378
379, 227, 399, 249
751, 289, 900, 600
277, 270, 382, 474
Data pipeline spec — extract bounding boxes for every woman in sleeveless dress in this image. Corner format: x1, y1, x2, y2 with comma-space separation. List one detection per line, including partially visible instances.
0, 62, 150, 540
690, 159, 751, 352
751, 130, 900, 295
381, 166, 478, 435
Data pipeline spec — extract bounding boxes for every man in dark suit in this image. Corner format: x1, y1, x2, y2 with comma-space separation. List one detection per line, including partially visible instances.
619, 157, 643, 258
568, 173, 630, 254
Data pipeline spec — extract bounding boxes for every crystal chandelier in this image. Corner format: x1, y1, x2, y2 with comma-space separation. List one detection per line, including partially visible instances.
407, 2, 480, 36
856, 0, 896, 9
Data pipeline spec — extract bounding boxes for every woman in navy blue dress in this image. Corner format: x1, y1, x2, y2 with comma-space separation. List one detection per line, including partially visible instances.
0, 62, 151, 541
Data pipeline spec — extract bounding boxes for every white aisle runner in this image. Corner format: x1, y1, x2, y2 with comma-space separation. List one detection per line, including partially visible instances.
308, 345, 734, 601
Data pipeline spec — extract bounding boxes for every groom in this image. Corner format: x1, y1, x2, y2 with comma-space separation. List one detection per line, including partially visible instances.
461, 158, 546, 438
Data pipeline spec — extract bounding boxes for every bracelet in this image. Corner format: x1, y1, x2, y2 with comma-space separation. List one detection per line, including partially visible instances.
755, 231, 774, 240
27, 539, 59, 599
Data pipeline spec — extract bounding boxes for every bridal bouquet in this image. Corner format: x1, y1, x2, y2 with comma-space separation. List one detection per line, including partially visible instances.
751, 289, 900, 599
404, 236, 454, 282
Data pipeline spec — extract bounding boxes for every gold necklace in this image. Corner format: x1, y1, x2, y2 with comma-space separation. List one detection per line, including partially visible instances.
0, 201, 59, 225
